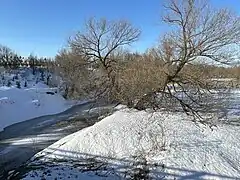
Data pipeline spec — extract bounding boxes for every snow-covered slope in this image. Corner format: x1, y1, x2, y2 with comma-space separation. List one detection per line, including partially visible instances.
0, 69, 71, 131
24, 105, 240, 179
32, 108, 165, 160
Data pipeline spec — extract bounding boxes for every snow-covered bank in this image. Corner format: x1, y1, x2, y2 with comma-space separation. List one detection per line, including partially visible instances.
0, 69, 72, 131
23, 106, 240, 179
0, 84, 72, 131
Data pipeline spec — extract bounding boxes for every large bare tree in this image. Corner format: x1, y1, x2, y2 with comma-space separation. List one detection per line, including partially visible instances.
136, 0, 240, 121
68, 18, 141, 100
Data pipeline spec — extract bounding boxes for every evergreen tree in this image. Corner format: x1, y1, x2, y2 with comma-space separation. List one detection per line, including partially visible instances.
40, 71, 44, 81
16, 81, 21, 88
28, 54, 37, 75
24, 81, 27, 87
7, 80, 11, 87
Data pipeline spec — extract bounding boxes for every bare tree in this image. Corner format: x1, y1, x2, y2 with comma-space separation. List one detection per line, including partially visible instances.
69, 18, 141, 100
0, 45, 14, 68
136, 0, 240, 121
162, 0, 239, 63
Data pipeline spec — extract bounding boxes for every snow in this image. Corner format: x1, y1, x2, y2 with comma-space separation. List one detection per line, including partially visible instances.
23, 104, 240, 179
23, 166, 114, 180
0, 84, 70, 131
33, 109, 165, 159
0, 133, 63, 156
210, 78, 237, 82
0, 69, 72, 131
7, 133, 63, 146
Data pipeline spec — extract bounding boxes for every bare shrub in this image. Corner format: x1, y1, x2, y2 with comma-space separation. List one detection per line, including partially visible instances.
56, 49, 93, 99
115, 54, 166, 108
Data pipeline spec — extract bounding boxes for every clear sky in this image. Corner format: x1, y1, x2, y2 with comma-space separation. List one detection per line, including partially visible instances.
0, 0, 239, 58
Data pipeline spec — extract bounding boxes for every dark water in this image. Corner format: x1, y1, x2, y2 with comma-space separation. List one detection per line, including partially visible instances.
0, 101, 114, 178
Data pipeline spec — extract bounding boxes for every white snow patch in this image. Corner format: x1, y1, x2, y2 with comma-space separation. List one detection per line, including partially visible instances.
0, 133, 63, 156
0, 82, 71, 131
24, 166, 113, 180
10, 133, 62, 146
25, 106, 240, 179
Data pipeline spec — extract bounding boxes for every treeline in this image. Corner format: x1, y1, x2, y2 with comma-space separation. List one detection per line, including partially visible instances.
185, 63, 240, 80
202, 65, 240, 80
0, 45, 53, 69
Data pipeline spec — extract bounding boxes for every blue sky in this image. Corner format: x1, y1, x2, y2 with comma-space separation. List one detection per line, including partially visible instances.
0, 0, 239, 58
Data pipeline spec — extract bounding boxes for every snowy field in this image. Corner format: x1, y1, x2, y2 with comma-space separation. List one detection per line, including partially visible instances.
22, 92, 240, 180
0, 68, 71, 131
